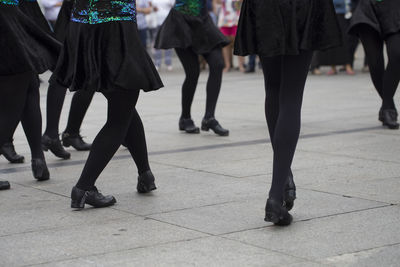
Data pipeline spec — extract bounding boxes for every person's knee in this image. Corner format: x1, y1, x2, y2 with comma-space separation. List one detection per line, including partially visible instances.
209, 56, 225, 71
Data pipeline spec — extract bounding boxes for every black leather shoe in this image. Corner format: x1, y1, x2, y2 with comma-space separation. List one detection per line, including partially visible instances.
31, 158, 50, 181
201, 117, 229, 136
0, 181, 10, 190
244, 66, 255, 73
381, 109, 399, 129
62, 132, 91, 151
42, 135, 71, 159
71, 186, 116, 209
265, 198, 293, 226
137, 170, 157, 193
179, 117, 200, 134
0, 141, 24, 163
379, 107, 398, 123
284, 173, 296, 211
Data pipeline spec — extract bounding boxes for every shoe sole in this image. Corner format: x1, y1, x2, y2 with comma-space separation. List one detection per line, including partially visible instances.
137, 182, 157, 194
42, 143, 71, 159
201, 126, 229, 136
264, 212, 280, 224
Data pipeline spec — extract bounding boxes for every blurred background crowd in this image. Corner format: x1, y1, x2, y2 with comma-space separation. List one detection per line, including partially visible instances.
37, 0, 369, 75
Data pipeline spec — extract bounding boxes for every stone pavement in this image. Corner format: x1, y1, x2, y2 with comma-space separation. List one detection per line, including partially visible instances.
1, 59, 399, 266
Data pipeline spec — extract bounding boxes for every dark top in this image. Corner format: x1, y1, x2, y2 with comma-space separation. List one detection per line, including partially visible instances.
174, 0, 207, 16
71, 0, 137, 24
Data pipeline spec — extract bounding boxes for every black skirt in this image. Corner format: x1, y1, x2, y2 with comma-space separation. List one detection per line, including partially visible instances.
348, 0, 400, 39
18, 1, 52, 33
53, 0, 73, 41
155, 9, 230, 55
234, 0, 343, 57
0, 6, 61, 76
317, 14, 352, 66
50, 21, 163, 93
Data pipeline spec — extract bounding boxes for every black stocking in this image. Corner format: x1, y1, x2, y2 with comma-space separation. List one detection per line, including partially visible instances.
20, 75, 45, 159
203, 48, 224, 119
44, 83, 67, 138
358, 26, 385, 100
382, 33, 400, 110
76, 90, 143, 190
64, 90, 95, 135
261, 50, 313, 202
175, 48, 200, 119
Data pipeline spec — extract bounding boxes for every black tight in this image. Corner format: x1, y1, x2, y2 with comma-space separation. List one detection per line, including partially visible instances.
358, 26, 400, 110
64, 90, 95, 135
0, 72, 44, 159
175, 47, 225, 119
44, 83, 94, 138
76, 90, 150, 190
261, 50, 313, 202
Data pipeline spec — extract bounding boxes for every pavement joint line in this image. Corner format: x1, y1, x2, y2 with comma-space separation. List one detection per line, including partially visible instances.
23, 236, 209, 267
0, 125, 382, 175
297, 148, 400, 165
219, 235, 321, 265
316, 241, 400, 263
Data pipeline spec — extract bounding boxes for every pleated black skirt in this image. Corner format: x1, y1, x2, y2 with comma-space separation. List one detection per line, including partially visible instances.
234, 0, 343, 57
18, 1, 52, 33
50, 21, 163, 93
349, 0, 400, 39
53, 0, 73, 41
0, 6, 61, 76
155, 9, 230, 54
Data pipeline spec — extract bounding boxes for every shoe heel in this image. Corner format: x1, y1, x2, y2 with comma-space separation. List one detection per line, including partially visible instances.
264, 212, 280, 223
41, 144, 49, 151
71, 199, 85, 209
63, 141, 71, 148
201, 125, 209, 131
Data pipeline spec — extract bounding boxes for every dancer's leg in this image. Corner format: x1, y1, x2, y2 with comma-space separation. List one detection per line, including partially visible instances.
124, 109, 151, 175
64, 90, 95, 135
20, 75, 45, 160
203, 47, 225, 119
75, 89, 139, 190
263, 51, 313, 202
175, 48, 200, 119
382, 33, 400, 110
43, 83, 68, 138
0, 73, 30, 147
358, 26, 385, 99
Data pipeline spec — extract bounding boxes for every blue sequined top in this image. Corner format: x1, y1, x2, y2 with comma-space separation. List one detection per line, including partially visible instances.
174, 0, 206, 17
71, 0, 136, 24
0, 0, 19, 5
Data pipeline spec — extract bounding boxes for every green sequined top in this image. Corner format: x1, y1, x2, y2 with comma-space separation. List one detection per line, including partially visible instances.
71, 0, 137, 24
174, 0, 206, 16
0, 0, 19, 5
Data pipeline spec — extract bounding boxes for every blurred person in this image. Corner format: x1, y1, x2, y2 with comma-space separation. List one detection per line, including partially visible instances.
217, 0, 244, 72
0, 0, 52, 165
41, 0, 94, 160
137, 0, 157, 47
50, 0, 163, 209
349, 0, 400, 129
0, 0, 61, 181
40, 0, 62, 26
235, 0, 342, 225
317, 0, 355, 75
155, 0, 230, 136
153, 0, 175, 70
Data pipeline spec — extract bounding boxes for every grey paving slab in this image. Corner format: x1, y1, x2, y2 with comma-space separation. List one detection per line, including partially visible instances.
0, 216, 206, 266
34, 236, 306, 267
224, 206, 400, 261
0, 184, 131, 236
148, 189, 385, 235
320, 243, 400, 267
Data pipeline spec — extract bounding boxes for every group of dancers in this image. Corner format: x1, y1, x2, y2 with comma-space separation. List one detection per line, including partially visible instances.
0, 0, 399, 226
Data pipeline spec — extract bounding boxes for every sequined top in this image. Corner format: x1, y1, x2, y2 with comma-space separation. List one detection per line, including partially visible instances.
71, 0, 136, 24
0, 0, 19, 5
174, 0, 206, 16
